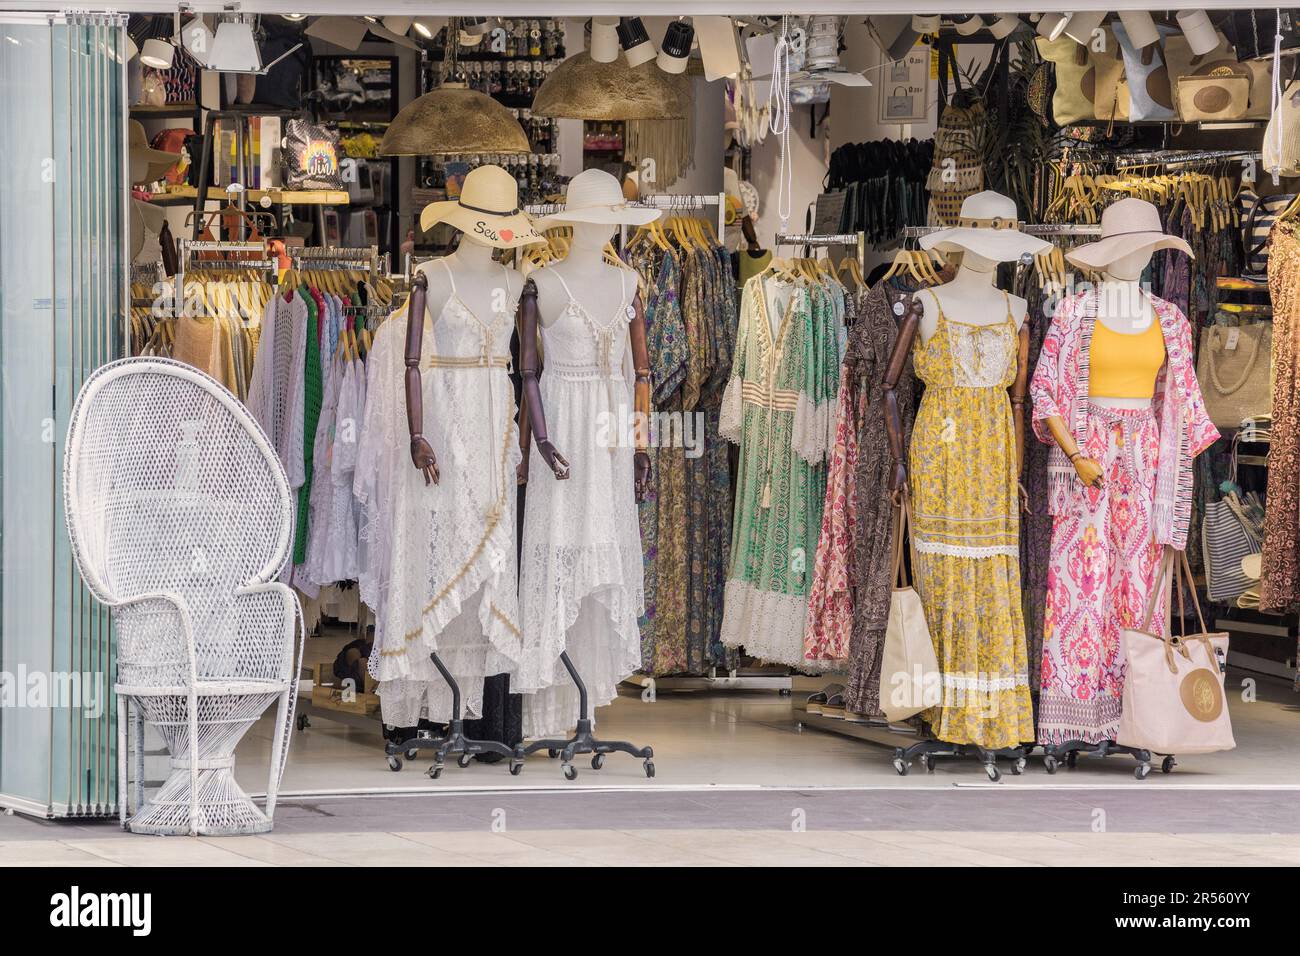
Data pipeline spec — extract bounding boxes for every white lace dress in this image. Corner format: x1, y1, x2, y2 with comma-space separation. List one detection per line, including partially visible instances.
356, 260, 524, 726
517, 269, 645, 738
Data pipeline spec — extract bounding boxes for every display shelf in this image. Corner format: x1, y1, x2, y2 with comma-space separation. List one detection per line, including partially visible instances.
163, 185, 352, 206
130, 102, 198, 119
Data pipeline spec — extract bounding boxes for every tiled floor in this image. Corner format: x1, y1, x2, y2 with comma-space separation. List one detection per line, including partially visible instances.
3, 643, 1298, 866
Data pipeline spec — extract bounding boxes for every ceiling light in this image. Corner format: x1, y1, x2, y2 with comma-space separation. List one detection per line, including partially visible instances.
1176, 9, 1220, 55
139, 36, 174, 69
280, 14, 306, 22
1063, 11, 1106, 45
412, 18, 436, 39
952, 15, 986, 37
125, 34, 138, 60
533, 51, 690, 120
657, 18, 694, 74
382, 16, 412, 36
461, 17, 492, 37
591, 16, 620, 63
1036, 13, 1068, 39
209, 17, 303, 74
1117, 11, 1160, 48
911, 15, 940, 34
380, 85, 531, 155
986, 15, 1021, 40
618, 17, 655, 68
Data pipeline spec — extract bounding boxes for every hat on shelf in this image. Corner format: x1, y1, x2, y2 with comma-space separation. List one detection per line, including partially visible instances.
418, 165, 544, 249
129, 119, 180, 185
919, 190, 1050, 261
534, 169, 663, 228
1065, 197, 1195, 270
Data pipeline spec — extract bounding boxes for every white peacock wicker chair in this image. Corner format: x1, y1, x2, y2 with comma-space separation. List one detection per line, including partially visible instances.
63, 357, 303, 836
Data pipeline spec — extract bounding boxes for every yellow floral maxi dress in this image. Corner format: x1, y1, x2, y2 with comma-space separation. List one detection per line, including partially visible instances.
909, 292, 1035, 749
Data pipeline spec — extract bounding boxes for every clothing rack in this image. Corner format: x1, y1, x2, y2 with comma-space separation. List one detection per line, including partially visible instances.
174, 239, 276, 319
1112, 148, 1262, 169
290, 245, 386, 280
900, 224, 1103, 238
774, 231, 867, 272
635, 192, 727, 237
623, 669, 794, 696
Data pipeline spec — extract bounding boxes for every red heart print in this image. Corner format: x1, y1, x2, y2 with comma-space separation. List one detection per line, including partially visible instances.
500, 229, 513, 242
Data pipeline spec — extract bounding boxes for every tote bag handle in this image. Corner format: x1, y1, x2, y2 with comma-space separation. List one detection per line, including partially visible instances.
892, 494, 912, 590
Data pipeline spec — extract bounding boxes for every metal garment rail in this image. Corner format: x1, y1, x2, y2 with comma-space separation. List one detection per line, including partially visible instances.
174, 239, 276, 318
291, 245, 386, 280
623, 670, 794, 696
900, 224, 1103, 238
774, 231, 867, 272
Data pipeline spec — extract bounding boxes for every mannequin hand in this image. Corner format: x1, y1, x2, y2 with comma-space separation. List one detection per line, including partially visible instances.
516, 458, 529, 486
410, 435, 439, 485
888, 461, 909, 496
1073, 455, 1104, 490
537, 438, 570, 480
634, 451, 652, 503
1018, 481, 1032, 515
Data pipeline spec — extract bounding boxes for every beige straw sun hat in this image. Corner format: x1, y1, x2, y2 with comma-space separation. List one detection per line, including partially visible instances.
418, 165, 544, 249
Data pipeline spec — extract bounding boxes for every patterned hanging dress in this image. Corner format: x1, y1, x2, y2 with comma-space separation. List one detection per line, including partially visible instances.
720, 274, 839, 667
909, 290, 1035, 749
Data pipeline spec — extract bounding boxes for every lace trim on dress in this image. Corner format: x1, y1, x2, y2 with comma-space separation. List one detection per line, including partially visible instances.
719, 375, 743, 441
792, 393, 833, 464
913, 539, 1020, 559
942, 672, 1031, 691
720, 578, 832, 671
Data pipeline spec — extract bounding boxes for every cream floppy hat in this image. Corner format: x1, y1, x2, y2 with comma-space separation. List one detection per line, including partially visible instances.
920, 190, 1050, 261
419, 165, 544, 249
1065, 198, 1194, 270
129, 120, 180, 185
535, 169, 663, 228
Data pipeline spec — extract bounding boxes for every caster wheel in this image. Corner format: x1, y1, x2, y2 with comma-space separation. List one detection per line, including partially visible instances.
429, 766, 443, 780
985, 764, 1002, 783
1066, 751, 1078, 768
457, 753, 473, 768
509, 761, 524, 776
1013, 757, 1027, 775
892, 757, 909, 776
590, 754, 605, 770
387, 755, 402, 772
1161, 756, 1176, 774
547, 748, 560, 759
643, 759, 655, 778
1135, 763, 1152, 780
1044, 755, 1059, 775
923, 755, 936, 773
405, 748, 419, 761
779, 688, 792, 697
296, 714, 310, 731
562, 763, 578, 781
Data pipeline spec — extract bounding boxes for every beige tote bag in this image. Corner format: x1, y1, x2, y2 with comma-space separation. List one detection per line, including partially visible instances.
1117, 549, 1236, 756
1197, 323, 1273, 429
878, 498, 940, 723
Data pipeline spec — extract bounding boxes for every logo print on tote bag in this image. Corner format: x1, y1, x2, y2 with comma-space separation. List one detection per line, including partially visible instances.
1179, 667, 1224, 722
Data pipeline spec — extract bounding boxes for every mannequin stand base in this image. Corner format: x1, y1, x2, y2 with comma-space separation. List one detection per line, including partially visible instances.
1042, 739, 1173, 780
382, 652, 524, 777
516, 652, 655, 781
892, 739, 1032, 782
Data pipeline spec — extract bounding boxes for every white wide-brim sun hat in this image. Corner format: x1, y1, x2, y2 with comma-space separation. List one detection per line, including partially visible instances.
419, 165, 545, 249
535, 168, 663, 228
920, 190, 1050, 261
1065, 197, 1194, 270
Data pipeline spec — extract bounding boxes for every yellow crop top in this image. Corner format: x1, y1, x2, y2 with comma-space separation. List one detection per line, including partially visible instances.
1089, 319, 1166, 399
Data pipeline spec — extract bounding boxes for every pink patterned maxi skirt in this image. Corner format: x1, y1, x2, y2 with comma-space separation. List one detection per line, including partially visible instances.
1037, 403, 1168, 746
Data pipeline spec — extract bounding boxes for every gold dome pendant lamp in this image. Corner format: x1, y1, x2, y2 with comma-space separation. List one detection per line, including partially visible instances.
532, 51, 690, 121
380, 18, 530, 156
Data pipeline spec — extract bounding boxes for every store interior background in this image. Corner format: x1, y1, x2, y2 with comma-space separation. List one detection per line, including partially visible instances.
5, 6, 1300, 811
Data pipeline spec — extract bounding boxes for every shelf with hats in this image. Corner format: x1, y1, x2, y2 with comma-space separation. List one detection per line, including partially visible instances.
130, 102, 199, 120
155, 185, 352, 206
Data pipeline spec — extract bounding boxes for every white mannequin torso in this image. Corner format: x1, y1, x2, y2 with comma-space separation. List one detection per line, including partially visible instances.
416, 235, 521, 328
918, 252, 1026, 343
530, 222, 634, 328
1090, 248, 1158, 410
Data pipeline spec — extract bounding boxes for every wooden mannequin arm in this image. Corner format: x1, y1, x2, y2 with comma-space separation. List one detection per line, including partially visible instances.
1043, 414, 1104, 488
1011, 321, 1030, 476
883, 296, 922, 497
519, 279, 569, 480
629, 291, 652, 502
404, 271, 438, 485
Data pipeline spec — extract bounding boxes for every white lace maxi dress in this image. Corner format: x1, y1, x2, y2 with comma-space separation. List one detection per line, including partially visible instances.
355, 261, 524, 726
517, 270, 645, 738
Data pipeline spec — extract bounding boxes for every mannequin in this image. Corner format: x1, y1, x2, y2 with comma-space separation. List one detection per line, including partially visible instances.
1040, 246, 1158, 491
1030, 196, 1218, 757
877, 191, 1043, 763
405, 235, 527, 483
512, 168, 658, 773
890, 251, 1032, 508
520, 220, 652, 496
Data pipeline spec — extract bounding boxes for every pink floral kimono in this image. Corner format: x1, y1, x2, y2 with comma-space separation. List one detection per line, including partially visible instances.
1029, 290, 1218, 746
